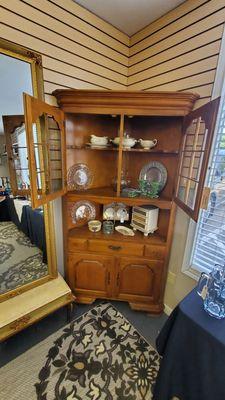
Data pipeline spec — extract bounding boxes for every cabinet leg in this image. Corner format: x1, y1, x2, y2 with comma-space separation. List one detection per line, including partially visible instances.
66, 302, 74, 322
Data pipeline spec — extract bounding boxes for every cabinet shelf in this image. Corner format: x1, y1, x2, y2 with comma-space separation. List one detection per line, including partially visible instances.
123, 148, 179, 154
68, 224, 166, 245
66, 144, 178, 155
67, 186, 172, 209
66, 145, 117, 151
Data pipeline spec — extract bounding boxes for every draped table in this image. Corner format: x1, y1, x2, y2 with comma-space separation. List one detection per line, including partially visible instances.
0, 197, 47, 263
153, 288, 225, 400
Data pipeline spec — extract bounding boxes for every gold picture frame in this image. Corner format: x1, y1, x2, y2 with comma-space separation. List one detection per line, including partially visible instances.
0, 38, 58, 303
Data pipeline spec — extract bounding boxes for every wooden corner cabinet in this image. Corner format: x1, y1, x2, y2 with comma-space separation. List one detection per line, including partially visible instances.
25, 90, 220, 313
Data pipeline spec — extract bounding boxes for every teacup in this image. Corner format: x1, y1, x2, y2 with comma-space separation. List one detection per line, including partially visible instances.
139, 138, 157, 149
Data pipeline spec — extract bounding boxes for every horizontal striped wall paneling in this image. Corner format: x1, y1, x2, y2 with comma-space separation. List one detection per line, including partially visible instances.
129, 8, 225, 66
0, 0, 129, 92
130, 0, 213, 46
129, 25, 223, 76
128, 0, 225, 108
21, 0, 129, 54
1, 0, 128, 63
128, 55, 219, 90
130, 0, 224, 55
0, 5, 127, 71
128, 41, 221, 85
50, 0, 129, 46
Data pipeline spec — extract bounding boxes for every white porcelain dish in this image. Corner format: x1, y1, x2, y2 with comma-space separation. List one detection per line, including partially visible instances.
139, 138, 157, 149
111, 135, 137, 149
115, 226, 135, 236
90, 135, 108, 146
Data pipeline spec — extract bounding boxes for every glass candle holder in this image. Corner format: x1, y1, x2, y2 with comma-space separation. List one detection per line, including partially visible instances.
103, 220, 114, 234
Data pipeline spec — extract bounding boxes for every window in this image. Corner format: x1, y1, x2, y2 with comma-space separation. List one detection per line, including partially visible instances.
183, 92, 225, 276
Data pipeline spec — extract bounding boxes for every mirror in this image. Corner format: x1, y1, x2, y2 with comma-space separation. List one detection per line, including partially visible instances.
0, 40, 57, 300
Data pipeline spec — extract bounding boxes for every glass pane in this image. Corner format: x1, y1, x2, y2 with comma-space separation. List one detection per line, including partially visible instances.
11, 123, 30, 190
177, 176, 187, 202
187, 180, 197, 209
32, 113, 64, 200
176, 116, 208, 211
192, 97, 225, 272
47, 115, 63, 193
180, 151, 203, 181
15, 168, 30, 190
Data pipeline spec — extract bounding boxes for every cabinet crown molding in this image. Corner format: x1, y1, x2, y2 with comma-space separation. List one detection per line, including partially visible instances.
53, 89, 199, 116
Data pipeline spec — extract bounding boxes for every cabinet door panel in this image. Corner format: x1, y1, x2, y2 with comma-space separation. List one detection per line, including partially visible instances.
24, 93, 66, 208
116, 257, 163, 302
175, 98, 220, 221
68, 253, 113, 297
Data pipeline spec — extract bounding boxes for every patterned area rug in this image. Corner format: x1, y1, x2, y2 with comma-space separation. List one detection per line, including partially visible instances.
0, 222, 47, 293
0, 303, 160, 400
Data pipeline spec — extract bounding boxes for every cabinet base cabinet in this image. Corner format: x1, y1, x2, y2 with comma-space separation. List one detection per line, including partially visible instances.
68, 252, 165, 313
68, 253, 113, 298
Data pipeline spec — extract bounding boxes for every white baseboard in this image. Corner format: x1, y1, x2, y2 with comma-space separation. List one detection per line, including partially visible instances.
164, 304, 173, 316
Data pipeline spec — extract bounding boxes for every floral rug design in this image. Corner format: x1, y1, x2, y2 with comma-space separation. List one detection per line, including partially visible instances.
35, 303, 160, 400
0, 221, 47, 294
0, 254, 47, 292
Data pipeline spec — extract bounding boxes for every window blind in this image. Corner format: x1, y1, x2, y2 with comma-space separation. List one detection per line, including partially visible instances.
192, 97, 225, 272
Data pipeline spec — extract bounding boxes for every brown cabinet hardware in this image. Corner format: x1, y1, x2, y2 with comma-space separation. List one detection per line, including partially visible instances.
107, 272, 111, 284
108, 245, 122, 251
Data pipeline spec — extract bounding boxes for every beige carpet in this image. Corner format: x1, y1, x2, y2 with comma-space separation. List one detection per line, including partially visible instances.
0, 303, 160, 400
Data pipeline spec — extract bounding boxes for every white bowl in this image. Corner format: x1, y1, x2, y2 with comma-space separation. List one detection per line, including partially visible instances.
88, 220, 102, 232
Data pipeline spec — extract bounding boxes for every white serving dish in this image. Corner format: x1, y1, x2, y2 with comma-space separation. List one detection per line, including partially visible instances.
111, 135, 137, 149
115, 226, 135, 236
90, 135, 108, 146
139, 138, 157, 149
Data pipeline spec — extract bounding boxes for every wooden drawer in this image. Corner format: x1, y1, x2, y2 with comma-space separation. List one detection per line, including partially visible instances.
68, 238, 88, 252
88, 240, 144, 256
144, 245, 166, 260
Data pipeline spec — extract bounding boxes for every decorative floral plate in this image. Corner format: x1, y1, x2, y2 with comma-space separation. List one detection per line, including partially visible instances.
139, 161, 167, 192
69, 201, 96, 226
67, 163, 93, 190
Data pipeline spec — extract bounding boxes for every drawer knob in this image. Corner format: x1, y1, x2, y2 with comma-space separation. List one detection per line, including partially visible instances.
108, 245, 122, 251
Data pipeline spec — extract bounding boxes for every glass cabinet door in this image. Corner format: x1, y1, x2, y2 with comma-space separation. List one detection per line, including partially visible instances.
3, 115, 30, 196
24, 93, 67, 208
174, 98, 220, 221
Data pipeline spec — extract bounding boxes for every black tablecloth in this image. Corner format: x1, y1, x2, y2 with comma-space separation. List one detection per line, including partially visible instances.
0, 197, 10, 221
0, 197, 20, 226
21, 205, 47, 263
0, 198, 47, 263
153, 288, 225, 400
